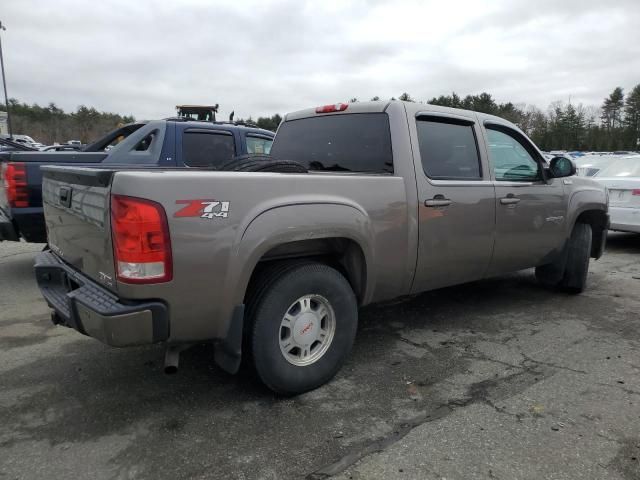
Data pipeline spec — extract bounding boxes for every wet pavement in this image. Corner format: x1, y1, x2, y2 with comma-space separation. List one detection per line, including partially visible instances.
0, 234, 639, 480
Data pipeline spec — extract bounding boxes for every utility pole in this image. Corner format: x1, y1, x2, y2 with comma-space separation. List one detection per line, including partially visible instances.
0, 21, 12, 138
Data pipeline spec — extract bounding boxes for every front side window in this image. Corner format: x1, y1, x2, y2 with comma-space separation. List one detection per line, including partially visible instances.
416, 119, 481, 180
270, 113, 393, 173
246, 135, 273, 155
487, 128, 541, 181
183, 132, 235, 168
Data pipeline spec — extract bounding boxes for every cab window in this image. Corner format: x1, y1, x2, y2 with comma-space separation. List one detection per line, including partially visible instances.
183, 131, 235, 168
487, 127, 541, 181
246, 135, 273, 155
416, 118, 482, 180
270, 113, 393, 173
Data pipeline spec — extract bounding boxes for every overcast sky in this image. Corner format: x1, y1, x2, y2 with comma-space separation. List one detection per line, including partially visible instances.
2, 0, 640, 120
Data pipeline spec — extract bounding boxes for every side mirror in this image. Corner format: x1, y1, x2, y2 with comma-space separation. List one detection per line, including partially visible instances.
549, 156, 576, 178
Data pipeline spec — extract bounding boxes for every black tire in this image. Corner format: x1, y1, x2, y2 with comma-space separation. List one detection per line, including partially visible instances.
536, 223, 592, 294
559, 222, 592, 294
249, 262, 358, 395
221, 154, 307, 173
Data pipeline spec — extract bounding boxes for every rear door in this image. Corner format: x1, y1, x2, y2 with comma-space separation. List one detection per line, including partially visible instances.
42, 167, 118, 291
483, 124, 567, 275
410, 112, 496, 293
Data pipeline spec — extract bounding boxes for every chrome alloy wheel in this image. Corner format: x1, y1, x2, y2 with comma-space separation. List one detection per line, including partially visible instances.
278, 294, 336, 366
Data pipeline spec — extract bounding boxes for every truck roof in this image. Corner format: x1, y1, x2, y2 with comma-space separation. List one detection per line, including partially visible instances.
284, 100, 519, 131
164, 118, 275, 137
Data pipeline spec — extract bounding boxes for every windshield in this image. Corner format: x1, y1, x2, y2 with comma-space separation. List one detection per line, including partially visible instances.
596, 156, 640, 177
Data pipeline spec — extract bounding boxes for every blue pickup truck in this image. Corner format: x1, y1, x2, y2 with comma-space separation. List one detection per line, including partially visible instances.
0, 119, 275, 243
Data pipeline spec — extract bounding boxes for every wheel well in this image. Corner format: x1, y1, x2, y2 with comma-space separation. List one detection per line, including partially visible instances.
575, 209, 608, 258
245, 238, 367, 304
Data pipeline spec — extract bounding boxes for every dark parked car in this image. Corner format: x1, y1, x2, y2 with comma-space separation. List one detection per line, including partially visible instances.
0, 120, 274, 242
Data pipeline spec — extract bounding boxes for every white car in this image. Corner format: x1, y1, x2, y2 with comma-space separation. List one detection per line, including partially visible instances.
575, 155, 619, 177
594, 156, 640, 233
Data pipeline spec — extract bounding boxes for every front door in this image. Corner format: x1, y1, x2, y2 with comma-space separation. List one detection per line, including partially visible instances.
411, 114, 496, 294
483, 125, 568, 276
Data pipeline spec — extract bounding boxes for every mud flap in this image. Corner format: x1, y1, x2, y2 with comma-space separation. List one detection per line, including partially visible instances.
536, 240, 570, 284
214, 304, 244, 374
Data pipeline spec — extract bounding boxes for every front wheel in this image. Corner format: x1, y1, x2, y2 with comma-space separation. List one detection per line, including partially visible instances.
249, 262, 358, 395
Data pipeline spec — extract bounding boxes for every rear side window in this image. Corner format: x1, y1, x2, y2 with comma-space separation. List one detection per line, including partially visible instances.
416, 119, 481, 180
183, 132, 235, 168
271, 113, 393, 173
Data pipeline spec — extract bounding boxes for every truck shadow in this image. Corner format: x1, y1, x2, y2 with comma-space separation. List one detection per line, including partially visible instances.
605, 232, 640, 253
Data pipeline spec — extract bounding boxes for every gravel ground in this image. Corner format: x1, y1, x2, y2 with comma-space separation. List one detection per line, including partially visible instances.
0, 234, 639, 480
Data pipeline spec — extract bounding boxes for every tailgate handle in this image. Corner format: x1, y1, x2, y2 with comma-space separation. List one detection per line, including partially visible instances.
59, 187, 72, 208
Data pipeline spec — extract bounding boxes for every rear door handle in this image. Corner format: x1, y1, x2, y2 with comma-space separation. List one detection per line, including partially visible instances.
425, 195, 452, 207
500, 195, 521, 205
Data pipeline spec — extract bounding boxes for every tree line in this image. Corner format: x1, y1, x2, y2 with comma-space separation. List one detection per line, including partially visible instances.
0, 99, 135, 144
4, 83, 640, 151
345, 86, 640, 152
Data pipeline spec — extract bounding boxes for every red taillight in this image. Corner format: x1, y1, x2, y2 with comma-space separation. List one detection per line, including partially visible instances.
2, 162, 29, 207
632, 189, 640, 196
315, 103, 349, 114
111, 194, 172, 284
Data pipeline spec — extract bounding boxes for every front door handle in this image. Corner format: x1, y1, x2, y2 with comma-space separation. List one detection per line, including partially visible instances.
425, 195, 452, 207
500, 195, 521, 205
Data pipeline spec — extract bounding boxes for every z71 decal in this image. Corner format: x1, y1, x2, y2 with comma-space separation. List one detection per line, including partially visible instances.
175, 199, 230, 219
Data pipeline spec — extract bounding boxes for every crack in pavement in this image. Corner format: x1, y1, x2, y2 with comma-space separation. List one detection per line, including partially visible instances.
521, 353, 588, 374
305, 399, 471, 479
306, 366, 548, 478
460, 353, 523, 371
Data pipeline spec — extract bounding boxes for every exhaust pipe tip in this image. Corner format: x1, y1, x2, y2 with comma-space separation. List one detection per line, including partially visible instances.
164, 346, 181, 375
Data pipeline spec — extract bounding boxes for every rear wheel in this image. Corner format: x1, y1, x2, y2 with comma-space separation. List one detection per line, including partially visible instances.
249, 262, 358, 395
536, 222, 592, 294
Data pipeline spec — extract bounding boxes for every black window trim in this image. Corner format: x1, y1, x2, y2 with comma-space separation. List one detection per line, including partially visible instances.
484, 122, 546, 183
415, 115, 484, 181
246, 133, 274, 141
184, 128, 233, 136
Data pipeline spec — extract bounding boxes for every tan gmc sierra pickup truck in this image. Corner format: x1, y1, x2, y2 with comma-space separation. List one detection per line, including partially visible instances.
35, 100, 609, 394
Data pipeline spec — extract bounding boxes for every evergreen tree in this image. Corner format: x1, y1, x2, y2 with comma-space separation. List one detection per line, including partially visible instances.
255, 113, 282, 132
624, 84, 640, 149
601, 87, 624, 130
0, 99, 135, 144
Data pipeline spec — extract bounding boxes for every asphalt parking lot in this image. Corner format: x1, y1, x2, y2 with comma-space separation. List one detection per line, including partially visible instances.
0, 235, 639, 480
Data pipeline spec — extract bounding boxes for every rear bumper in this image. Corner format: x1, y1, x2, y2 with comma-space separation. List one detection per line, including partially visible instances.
34, 250, 169, 347
0, 207, 46, 242
13, 209, 47, 243
609, 206, 640, 233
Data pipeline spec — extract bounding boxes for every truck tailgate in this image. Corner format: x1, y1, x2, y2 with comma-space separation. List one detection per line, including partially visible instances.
42, 166, 118, 291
